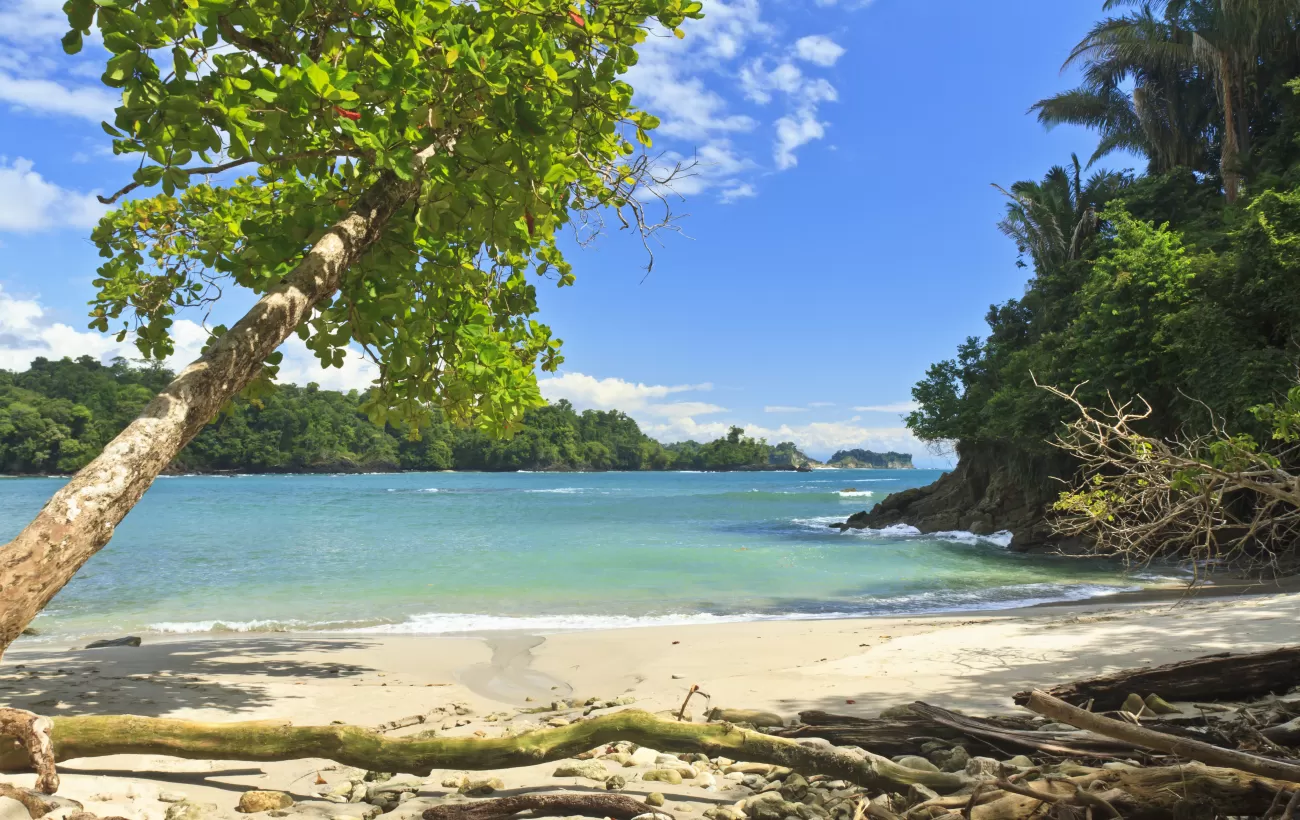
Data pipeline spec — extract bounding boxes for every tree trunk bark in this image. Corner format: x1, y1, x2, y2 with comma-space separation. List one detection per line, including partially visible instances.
1220, 57, 1242, 203
1011, 646, 1300, 711
0, 710, 970, 794
0, 169, 419, 657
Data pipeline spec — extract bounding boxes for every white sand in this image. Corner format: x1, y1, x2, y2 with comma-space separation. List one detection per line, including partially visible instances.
2, 591, 1298, 820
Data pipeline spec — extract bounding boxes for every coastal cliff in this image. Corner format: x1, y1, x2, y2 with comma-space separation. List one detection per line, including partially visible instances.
834, 445, 1071, 551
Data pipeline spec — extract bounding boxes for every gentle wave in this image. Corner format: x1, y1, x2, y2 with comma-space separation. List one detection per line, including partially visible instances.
838, 491, 874, 498
790, 517, 1015, 547
151, 618, 316, 633
141, 580, 1138, 637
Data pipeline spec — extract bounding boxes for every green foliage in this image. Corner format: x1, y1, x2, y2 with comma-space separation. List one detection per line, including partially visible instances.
0, 358, 804, 474
908, 163, 1300, 459
664, 427, 771, 471
69, 0, 702, 439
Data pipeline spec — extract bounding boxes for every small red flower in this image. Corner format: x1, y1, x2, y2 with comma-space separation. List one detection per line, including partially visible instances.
334, 106, 361, 121
568, 9, 585, 27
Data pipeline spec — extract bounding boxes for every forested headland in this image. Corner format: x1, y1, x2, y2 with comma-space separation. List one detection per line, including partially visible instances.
0, 357, 839, 474
856, 1, 1300, 569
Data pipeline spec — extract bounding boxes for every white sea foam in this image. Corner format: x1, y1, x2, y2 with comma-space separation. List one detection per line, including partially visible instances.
144, 578, 1139, 637
150, 618, 315, 633
525, 488, 583, 494
789, 517, 1014, 547
838, 491, 874, 498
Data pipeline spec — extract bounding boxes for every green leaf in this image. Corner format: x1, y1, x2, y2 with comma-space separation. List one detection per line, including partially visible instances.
61, 29, 84, 53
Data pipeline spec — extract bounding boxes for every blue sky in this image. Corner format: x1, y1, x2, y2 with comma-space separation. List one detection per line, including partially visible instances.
0, 0, 1121, 465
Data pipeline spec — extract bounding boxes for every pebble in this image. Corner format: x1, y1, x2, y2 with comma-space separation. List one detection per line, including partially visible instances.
551, 758, 600, 779
606, 775, 627, 791
643, 769, 684, 785
645, 794, 666, 807
158, 793, 188, 803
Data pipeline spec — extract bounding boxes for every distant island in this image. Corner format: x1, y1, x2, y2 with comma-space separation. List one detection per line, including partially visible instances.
0, 357, 913, 476
824, 449, 915, 469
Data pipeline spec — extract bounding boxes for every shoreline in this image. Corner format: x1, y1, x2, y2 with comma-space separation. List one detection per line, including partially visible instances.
3, 590, 1297, 819
7, 589, 1300, 721
17, 570, 1300, 648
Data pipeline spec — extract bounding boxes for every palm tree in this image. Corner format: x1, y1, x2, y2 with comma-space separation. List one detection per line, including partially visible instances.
994, 155, 1130, 275
1036, 0, 1300, 202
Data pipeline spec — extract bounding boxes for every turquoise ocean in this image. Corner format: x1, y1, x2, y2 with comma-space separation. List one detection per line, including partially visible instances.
0, 469, 1153, 640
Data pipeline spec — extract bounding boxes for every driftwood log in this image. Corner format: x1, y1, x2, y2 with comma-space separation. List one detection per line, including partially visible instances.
1023, 690, 1300, 783
0, 708, 57, 793
777, 707, 1138, 759
964, 764, 1296, 820
908, 702, 1139, 758
421, 794, 670, 820
0, 709, 968, 793
1012, 646, 1300, 710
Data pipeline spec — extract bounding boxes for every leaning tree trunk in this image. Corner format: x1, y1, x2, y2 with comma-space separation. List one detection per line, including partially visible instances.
0, 168, 422, 657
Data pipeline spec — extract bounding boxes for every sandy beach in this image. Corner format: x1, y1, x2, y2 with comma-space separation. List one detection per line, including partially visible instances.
1, 589, 1298, 820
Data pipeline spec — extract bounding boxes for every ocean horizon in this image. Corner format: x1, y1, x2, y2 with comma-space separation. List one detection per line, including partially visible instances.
1, 469, 1154, 642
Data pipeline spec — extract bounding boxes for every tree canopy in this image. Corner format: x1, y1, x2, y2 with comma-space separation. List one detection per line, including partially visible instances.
76, 0, 702, 437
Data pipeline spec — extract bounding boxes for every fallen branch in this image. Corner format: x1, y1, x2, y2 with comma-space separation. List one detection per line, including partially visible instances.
0, 709, 57, 793
909, 702, 1135, 758
422, 793, 670, 820
1023, 690, 1300, 783
0, 709, 969, 794
0, 783, 80, 818
1012, 646, 1300, 710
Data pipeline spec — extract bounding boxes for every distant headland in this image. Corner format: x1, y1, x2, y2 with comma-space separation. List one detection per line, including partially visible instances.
0, 357, 917, 476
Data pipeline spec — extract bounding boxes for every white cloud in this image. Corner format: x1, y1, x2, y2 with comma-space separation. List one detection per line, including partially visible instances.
625, 0, 845, 198
854, 401, 920, 413
719, 182, 757, 203
793, 35, 846, 67
0, 73, 117, 122
540, 371, 927, 462
764, 405, 808, 413
0, 285, 380, 393
774, 110, 828, 170
808, 401, 836, 408
538, 372, 713, 415
738, 59, 838, 169
0, 286, 127, 371
0, 157, 108, 232
0, 0, 69, 41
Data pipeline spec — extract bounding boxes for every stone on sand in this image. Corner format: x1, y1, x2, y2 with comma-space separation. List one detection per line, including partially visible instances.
166, 800, 219, 820
642, 769, 683, 785
553, 760, 611, 781
238, 791, 295, 813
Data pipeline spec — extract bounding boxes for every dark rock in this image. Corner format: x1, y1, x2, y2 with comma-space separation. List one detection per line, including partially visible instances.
832, 447, 1078, 551
85, 636, 142, 649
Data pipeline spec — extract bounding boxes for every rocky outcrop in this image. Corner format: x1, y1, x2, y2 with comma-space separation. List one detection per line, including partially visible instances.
832, 447, 1076, 552
826, 450, 914, 469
